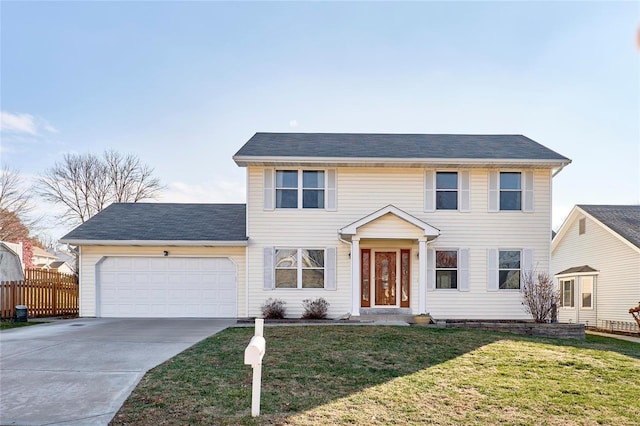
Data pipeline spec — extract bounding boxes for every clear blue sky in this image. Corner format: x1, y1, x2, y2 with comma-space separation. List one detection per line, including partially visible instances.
1, 1, 638, 239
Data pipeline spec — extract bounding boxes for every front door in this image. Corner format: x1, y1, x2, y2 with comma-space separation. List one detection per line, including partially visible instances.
374, 251, 397, 306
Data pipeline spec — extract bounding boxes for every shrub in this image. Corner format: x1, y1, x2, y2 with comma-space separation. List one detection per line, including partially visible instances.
521, 270, 560, 323
301, 298, 330, 319
261, 298, 286, 319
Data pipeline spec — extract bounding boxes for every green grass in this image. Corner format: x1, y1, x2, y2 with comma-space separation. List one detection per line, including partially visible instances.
111, 326, 640, 425
0, 320, 46, 330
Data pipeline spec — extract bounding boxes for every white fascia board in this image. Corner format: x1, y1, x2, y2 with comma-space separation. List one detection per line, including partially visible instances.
233, 155, 571, 169
339, 204, 440, 237
59, 239, 248, 247
555, 270, 600, 278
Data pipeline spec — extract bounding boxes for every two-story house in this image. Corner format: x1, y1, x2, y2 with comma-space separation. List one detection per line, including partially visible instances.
61, 133, 570, 319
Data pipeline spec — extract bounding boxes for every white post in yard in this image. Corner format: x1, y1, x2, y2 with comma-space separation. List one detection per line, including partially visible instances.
244, 318, 266, 417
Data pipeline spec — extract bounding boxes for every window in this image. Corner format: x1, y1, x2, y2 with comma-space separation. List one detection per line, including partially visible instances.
275, 248, 325, 288
436, 172, 458, 210
579, 218, 586, 235
276, 171, 298, 208
500, 172, 521, 211
436, 250, 458, 289
561, 279, 575, 307
303, 171, 325, 208
581, 277, 593, 308
275, 170, 325, 209
498, 250, 520, 289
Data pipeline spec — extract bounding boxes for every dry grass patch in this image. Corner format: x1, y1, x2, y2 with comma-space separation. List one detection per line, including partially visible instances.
111, 326, 640, 426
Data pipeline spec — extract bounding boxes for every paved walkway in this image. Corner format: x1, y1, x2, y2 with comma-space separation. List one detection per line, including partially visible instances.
0, 318, 234, 426
586, 330, 640, 344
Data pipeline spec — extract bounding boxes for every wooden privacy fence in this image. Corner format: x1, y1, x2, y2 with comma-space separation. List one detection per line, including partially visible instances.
1, 269, 78, 319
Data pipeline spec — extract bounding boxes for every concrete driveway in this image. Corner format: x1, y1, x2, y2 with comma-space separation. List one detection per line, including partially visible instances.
0, 318, 235, 426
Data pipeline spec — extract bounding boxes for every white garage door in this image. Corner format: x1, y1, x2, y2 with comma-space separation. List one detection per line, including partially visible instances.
97, 257, 237, 318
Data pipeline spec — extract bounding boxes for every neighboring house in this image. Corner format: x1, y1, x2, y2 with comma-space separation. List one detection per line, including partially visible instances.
32, 246, 57, 269
48, 245, 78, 275
61, 133, 570, 319
0, 241, 23, 270
0, 242, 24, 281
48, 261, 75, 275
552, 205, 640, 332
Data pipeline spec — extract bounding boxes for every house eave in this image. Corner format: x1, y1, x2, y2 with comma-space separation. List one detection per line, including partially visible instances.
555, 271, 600, 278
59, 239, 249, 247
233, 155, 571, 169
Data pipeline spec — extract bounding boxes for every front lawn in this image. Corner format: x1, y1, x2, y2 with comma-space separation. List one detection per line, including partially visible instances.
111, 326, 640, 425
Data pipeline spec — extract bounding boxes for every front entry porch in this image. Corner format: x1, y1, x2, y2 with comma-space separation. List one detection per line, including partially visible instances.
338, 205, 440, 317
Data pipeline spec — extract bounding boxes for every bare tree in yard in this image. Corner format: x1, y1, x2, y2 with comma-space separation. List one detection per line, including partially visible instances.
521, 270, 560, 323
0, 166, 40, 239
38, 151, 163, 225
104, 150, 161, 202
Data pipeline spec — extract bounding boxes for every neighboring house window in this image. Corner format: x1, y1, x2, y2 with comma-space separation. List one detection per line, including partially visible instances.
275, 170, 325, 209
500, 172, 521, 210
435, 250, 458, 289
581, 277, 593, 309
275, 248, 325, 288
498, 250, 521, 289
436, 172, 458, 210
579, 218, 586, 235
561, 279, 575, 307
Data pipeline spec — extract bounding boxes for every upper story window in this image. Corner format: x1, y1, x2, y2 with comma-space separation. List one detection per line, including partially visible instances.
500, 172, 521, 211
425, 170, 470, 212
498, 250, 521, 289
275, 170, 325, 209
436, 172, 458, 210
579, 218, 586, 235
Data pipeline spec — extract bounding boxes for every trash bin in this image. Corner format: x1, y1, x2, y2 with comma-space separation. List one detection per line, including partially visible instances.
15, 305, 28, 322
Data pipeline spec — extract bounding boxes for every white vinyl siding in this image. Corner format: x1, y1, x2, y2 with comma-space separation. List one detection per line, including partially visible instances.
553, 211, 640, 327
247, 166, 553, 319
77, 245, 247, 318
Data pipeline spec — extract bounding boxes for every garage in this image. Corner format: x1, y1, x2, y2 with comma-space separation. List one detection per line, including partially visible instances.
97, 257, 237, 318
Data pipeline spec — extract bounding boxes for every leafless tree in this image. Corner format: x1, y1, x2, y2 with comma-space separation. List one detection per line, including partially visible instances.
521, 270, 560, 323
37, 151, 163, 225
104, 150, 162, 202
0, 166, 40, 239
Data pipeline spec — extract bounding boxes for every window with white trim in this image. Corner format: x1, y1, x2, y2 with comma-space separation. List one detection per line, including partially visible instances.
275, 170, 325, 209
500, 172, 521, 210
436, 172, 458, 210
275, 248, 325, 288
581, 277, 593, 309
560, 279, 575, 307
436, 250, 458, 289
498, 250, 521, 289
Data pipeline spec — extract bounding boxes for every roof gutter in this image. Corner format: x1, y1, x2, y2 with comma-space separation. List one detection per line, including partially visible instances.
233, 155, 571, 168
59, 239, 249, 247
552, 160, 572, 177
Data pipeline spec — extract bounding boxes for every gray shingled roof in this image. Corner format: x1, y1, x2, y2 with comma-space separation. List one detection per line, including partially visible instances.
234, 133, 570, 161
579, 205, 640, 249
556, 265, 598, 275
61, 203, 247, 242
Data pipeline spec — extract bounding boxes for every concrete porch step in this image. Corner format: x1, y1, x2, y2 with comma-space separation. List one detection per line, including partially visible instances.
353, 314, 416, 323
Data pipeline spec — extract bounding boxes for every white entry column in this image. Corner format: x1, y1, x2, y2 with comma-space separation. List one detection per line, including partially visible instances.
351, 238, 361, 315
418, 238, 427, 314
